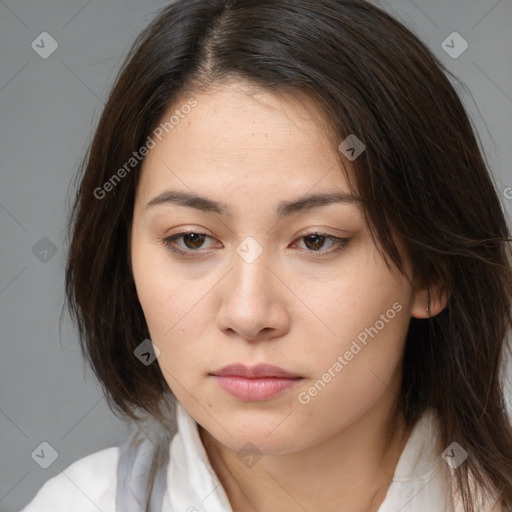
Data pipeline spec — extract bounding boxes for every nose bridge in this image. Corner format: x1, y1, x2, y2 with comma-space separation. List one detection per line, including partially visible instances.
216, 235, 289, 339
230, 235, 271, 303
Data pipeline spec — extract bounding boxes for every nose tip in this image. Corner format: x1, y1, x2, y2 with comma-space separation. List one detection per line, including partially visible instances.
215, 249, 290, 342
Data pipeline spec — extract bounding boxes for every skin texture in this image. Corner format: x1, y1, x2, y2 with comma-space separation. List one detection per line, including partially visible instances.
130, 80, 448, 512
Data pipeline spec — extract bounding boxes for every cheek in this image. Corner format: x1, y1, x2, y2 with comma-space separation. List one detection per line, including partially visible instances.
315, 262, 410, 346
312, 300, 408, 390
133, 269, 214, 378
298, 249, 412, 402
137, 279, 207, 348
133, 266, 170, 338
295, 310, 409, 438
132, 240, 198, 337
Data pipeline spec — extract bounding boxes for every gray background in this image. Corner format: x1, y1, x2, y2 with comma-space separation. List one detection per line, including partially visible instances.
1, 1, 511, 511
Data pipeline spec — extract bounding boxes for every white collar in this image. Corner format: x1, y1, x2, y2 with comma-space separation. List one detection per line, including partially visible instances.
164, 403, 453, 512
164, 401, 233, 511
379, 408, 454, 511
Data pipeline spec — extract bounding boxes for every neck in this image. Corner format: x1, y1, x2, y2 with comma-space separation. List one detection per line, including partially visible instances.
199, 399, 411, 512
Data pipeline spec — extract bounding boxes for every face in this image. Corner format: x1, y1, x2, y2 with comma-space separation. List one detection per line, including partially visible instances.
130, 81, 419, 455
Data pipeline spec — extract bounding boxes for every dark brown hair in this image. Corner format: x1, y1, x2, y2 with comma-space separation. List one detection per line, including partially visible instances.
64, 0, 512, 509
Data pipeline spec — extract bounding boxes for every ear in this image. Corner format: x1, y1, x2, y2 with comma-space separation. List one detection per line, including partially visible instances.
411, 285, 450, 319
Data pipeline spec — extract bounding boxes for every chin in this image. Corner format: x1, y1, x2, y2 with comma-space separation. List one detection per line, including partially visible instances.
217, 430, 304, 456
201, 408, 307, 454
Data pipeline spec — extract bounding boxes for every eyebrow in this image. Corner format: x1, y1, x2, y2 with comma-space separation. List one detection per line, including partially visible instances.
145, 190, 361, 219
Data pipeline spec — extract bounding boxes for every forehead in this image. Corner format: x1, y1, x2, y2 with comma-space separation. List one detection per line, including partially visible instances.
136, 82, 354, 207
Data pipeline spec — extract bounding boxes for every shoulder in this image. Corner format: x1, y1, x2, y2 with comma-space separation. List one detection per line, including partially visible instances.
20, 446, 120, 512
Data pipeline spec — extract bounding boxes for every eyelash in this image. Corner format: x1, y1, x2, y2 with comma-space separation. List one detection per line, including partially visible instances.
158, 230, 351, 259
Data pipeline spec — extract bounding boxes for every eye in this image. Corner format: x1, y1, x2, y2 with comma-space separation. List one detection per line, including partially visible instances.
159, 231, 218, 258
158, 230, 351, 259
293, 232, 351, 257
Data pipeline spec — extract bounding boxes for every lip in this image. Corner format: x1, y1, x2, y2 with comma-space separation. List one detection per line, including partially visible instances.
210, 364, 303, 401
211, 363, 302, 379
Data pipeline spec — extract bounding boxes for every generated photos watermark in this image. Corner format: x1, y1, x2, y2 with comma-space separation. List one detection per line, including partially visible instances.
93, 97, 198, 200
298, 301, 403, 404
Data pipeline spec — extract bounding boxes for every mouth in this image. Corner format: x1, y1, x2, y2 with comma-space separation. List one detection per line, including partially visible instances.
209, 363, 304, 401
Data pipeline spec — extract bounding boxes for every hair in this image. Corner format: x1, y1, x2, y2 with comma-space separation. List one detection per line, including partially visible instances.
64, 0, 512, 509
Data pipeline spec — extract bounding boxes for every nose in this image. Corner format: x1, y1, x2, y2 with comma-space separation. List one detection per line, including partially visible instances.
215, 248, 291, 343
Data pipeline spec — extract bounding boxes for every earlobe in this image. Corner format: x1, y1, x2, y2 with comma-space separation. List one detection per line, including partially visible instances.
411, 286, 450, 319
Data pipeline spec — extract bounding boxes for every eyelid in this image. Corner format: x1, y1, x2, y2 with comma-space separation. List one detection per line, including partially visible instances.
160, 231, 220, 256
159, 229, 351, 259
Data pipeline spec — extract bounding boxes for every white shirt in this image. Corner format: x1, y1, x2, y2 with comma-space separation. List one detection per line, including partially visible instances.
20, 402, 460, 512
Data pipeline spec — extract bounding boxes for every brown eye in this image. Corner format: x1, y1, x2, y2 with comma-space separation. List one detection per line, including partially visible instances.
303, 234, 330, 251
159, 231, 219, 258
296, 232, 350, 255
160, 230, 350, 260
181, 232, 207, 249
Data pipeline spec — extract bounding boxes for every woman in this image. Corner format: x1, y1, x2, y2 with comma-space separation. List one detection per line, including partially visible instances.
21, 0, 512, 511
